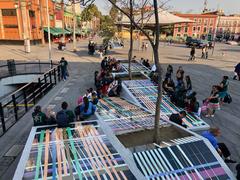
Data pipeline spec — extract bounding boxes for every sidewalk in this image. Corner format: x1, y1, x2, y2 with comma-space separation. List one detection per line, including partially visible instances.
0, 59, 100, 179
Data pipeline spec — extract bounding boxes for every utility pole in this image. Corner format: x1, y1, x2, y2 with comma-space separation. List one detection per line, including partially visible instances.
39, 0, 45, 45
61, 0, 65, 43
19, 0, 31, 53
72, 0, 77, 51
46, 0, 52, 66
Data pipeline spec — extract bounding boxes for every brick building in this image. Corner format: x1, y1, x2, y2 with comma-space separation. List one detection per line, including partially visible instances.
173, 13, 218, 40
0, 0, 55, 42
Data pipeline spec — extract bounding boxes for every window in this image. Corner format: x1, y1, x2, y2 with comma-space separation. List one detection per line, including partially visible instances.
29, 10, 35, 17
198, 18, 202, 23
198, 27, 201, 32
193, 26, 196, 31
2, 9, 16, 16
204, 19, 208, 25
4, 24, 18, 28
210, 19, 213, 25
194, 18, 197, 22
185, 27, 188, 33
178, 27, 181, 32
209, 27, 213, 33
204, 27, 207, 33
49, 15, 54, 20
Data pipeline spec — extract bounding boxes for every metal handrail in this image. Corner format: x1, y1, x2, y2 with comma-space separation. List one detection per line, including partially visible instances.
0, 64, 62, 136
0, 61, 58, 79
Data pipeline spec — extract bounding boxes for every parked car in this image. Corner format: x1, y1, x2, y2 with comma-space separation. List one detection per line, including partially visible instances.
226, 41, 238, 45
186, 38, 209, 48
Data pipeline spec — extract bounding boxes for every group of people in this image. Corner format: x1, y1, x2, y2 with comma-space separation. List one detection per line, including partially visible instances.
140, 58, 151, 69
32, 89, 99, 128
189, 45, 209, 61
141, 42, 149, 51
94, 56, 123, 97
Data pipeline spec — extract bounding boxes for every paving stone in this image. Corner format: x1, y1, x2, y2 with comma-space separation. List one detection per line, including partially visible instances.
4, 145, 24, 157
54, 96, 63, 101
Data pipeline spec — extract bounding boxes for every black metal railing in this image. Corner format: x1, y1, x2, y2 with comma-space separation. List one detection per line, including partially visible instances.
0, 60, 58, 79
0, 65, 62, 136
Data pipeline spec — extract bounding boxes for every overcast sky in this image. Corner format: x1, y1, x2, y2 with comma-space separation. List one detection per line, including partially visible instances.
95, 0, 240, 15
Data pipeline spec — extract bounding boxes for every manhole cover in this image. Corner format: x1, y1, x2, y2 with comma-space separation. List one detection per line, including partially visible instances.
4, 145, 24, 157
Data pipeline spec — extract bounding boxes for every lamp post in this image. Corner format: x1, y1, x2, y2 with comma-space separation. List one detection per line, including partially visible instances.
72, 0, 77, 51
46, 0, 52, 67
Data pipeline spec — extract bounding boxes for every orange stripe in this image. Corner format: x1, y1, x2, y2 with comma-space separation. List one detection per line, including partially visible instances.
56, 128, 63, 180
43, 130, 50, 180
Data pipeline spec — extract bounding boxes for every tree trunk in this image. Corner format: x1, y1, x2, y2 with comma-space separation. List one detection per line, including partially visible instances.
153, 47, 163, 144
153, 0, 162, 144
128, 0, 133, 80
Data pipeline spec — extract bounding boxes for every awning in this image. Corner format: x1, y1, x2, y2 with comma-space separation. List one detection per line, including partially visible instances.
117, 8, 193, 29
43, 27, 59, 36
44, 27, 71, 35
65, 28, 83, 35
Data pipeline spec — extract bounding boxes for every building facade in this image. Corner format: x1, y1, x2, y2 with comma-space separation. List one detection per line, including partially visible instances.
173, 14, 218, 40
217, 15, 240, 40
0, 0, 55, 42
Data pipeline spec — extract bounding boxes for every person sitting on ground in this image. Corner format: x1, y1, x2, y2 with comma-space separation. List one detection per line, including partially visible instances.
202, 127, 236, 163
176, 66, 184, 80
56, 102, 75, 127
91, 92, 99, 105
144, 59, 151, 69
233, 62, 240, 80
162, 78, 175, 96
165, 65, 173, 79
78, 97, 96, 120
132, 56, 137, 61
169, 111, 187, 128
101, 57, 108, 71
186, 96, 199, 113
45, 107, 56, 125
32, 106, 47, 126
219, 76, 229, 104
108, 77, 122, 97
206, 85, 220, 117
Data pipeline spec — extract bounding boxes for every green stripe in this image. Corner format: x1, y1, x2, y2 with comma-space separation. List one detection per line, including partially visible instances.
34, 130, 45, 180
66, 127, 82, 180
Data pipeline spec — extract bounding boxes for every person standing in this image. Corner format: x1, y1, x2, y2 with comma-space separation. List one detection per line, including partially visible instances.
145, 42, 149, 51
201, 46, 206, 59
60, 57, 68, 81
165, 65, 173, 79
206, 85, 220, 117
185, 75, 192, 96
202, 128, 236, 163
189, 46, 196, 61
219, 76, 229, 104
233, 62, 240, 80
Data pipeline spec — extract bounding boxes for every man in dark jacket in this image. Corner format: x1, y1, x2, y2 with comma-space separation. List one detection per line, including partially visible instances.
169, 111, 187, 128
56, 102, 75, 128
233, 62, 240, 80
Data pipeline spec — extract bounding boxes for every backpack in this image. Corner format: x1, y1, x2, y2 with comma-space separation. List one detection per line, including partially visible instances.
224, 94, 232, 104
56, 110, 69, 127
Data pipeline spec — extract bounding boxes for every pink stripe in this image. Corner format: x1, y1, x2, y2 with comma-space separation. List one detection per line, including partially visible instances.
178, 167, 226, 179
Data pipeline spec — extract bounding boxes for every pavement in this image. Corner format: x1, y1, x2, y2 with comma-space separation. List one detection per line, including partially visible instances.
0, 39, 239, 178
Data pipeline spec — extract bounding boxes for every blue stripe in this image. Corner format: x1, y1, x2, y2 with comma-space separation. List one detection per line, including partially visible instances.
147, 161, 220, 179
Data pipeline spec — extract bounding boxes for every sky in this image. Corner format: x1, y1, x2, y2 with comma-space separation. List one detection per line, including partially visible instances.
95, 0, 240, 15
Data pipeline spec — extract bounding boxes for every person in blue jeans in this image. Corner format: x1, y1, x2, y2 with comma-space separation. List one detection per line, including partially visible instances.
202, 128, 236, 164
79, 97, 96, 120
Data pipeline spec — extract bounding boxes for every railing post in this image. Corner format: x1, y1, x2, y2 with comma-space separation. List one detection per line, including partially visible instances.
44, 74, 47, 83
57, 65, 61, 82
49, 71, 52, 86
12, 94, 18, 122
53, 68, 57, 85
32, 85, 36, 105
38, 78, 42, 97
23, 90, 28, 112
0, 103, 6, 133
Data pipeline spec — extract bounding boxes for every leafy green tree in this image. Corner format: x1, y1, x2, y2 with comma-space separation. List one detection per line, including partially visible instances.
81, 4, 102, 22
100, 15, 117, 40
